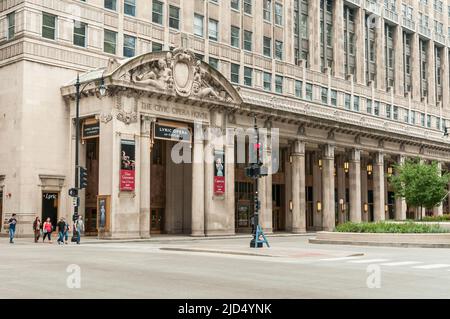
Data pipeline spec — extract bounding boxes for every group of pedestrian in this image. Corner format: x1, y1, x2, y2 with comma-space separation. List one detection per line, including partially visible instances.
5, 215, 84, 245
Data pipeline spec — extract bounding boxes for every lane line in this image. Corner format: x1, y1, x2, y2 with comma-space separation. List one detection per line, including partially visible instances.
319, 256, 363, 261
379, 261, 423, 266
412, 264, 450, 269
348, 258, 389, 264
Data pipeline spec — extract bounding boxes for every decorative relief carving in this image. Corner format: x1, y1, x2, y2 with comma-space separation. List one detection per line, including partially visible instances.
116, 94, 138, 125
95, 113, 113, 124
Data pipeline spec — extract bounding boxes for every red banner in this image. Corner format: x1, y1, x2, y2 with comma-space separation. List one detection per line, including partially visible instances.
120, 140, 136, 191
214, 150, 225, 195
214, 176, 225, 195
120, 169, 135, 191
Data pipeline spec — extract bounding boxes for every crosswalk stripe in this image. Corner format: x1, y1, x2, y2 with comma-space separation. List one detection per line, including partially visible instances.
379, 261, 423, 266
412, 264, 450, 269
319, 256, 363, 262
348, 258, 389, 264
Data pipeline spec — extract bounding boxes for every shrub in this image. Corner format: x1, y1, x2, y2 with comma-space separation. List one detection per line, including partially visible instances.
422, 215, 450, 222
335, 221, 448, 233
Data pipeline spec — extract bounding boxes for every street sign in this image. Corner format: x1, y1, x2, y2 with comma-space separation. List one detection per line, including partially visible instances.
68, 188, 78, 197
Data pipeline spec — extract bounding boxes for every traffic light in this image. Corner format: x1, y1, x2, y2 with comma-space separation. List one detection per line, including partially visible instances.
79, 166, 88, 189
245, 164, 269, 178
68, 188, 78, 197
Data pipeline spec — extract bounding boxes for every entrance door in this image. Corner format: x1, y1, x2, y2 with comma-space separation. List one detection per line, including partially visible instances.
42, 192, 58, 231
0, 191, 3, 225
151, 208, 164, 233
150, 140, 166, 233
272, 184, 285, 231
306, 186, 314, 229
85, 138, 99, 235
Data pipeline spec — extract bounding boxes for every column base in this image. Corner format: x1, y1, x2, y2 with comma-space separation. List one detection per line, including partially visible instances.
190, 232, 205, 237
291, 228, 307, 234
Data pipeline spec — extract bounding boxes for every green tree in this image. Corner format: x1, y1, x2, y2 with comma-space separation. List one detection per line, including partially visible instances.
389, 159, 450, 218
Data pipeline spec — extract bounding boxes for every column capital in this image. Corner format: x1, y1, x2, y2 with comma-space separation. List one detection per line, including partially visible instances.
374, 152, 384, 165
322, 144, 335, 160
349, 148, 361, 162
292, 140, 305, 156
141, 115, 156, 137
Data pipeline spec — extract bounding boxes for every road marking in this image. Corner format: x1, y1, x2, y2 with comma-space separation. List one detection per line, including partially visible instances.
379, 261, 423, 266
319, 256, 363, 261
348, 258, 389, 264
412, 264, 450, 269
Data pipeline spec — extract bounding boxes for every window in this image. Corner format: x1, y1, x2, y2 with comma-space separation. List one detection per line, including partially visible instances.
42, 13, 56, 40
275, 40, 283, 60
73, 21, 86, 47
169, 6, 180, 30
209, 57, 219, 70
427, 114, 431, 128
386, 104, 392, 119
104, 0, 117, 10
231, 63, 239, 84
393, 106, 399, 120
231, 26, 240, 48
263, 72, 272, 91
305, 83, 313, 100
263, 0, 271, 21
104, 29, 117, 54
195, 53, 204, 61
263, 37, 271, 57
152, 42, 162, 52
353, 96, 360, 111
320, 87, 328, 104
152, 1, 163, 24
344, 94, 351, 109
275, 75, 283, 93
244, 0, 252, 14
295, 80, 302, 98
231, 0, 240, 10
410, 111, 416, 124
243, 30, 252, 51
124, 0, 136, 16
331, 90, 337, 106
7, 12, 15, 40
374, 101, 380, 116
123, 34, 136, 57
194, 14, 204, 37
244, 67, 253, 86
275, 3, 283, 25
209, 19, 218, 41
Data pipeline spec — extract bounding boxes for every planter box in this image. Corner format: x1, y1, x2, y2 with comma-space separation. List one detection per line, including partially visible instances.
309, 231, 450, 248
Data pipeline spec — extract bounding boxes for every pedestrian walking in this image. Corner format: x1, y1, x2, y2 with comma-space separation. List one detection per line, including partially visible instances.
7, 214, 17, 244
75, 216, 84, 245
57, 218, 66, 245
33, 217, 41, 243
64, 219, 70, 245
42, 217, 53, 243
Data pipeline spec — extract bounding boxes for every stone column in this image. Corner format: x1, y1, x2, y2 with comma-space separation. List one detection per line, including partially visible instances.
313, 152, 323, 228
291, 140, 306, 233
337, 155, 346, 224
322, 144, 335, 231
308, 0, 321, 72
333, 0, 345, 79
225, 132, 235, 234
394, 155, 407, 221
373, 152, 385, 221
433, 162, 444, 216
354, 6, 366, 85
139, 117, 152, 239
375, 19, 386, 91
361, 157, 369, 222
349, 149, 361, 223
191, 127, 205, 237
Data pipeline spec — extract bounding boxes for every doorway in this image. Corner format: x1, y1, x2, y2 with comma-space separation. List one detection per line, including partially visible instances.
42, 192, 58, 230
151, 139, 166, 233
0, 191, 3, 225
85, 138, 99, 235
272, 184, 285, 231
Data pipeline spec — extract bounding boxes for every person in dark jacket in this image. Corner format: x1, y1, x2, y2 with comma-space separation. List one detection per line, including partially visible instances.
57, 218, 66, 245
33, 217, 41, 243
8, 214, 17, 244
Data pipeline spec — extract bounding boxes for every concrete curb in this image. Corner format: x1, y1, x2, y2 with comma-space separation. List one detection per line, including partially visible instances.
309, 238, 450, 248
159, 247, 278, 257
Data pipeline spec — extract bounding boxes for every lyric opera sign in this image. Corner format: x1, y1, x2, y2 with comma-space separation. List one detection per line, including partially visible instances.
120, 140, 136, 191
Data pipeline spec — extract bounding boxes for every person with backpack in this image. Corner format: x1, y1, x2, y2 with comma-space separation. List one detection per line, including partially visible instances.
32, 217, 41, 243
42, 217, 53, 243
57, 218, 66, 245
7, 214, 17, 244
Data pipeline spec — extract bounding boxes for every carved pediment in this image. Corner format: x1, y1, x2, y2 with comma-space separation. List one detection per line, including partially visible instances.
109, 48, 242, 105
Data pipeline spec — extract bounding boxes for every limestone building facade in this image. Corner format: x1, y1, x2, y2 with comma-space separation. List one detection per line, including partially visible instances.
2, 0, 450, 238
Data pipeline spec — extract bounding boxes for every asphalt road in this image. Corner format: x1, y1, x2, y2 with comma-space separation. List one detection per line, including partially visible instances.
2, 236, 450, 299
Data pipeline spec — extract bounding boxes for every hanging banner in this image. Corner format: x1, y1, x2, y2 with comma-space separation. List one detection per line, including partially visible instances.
214, 150, 225, 195
120, 140, 136, 191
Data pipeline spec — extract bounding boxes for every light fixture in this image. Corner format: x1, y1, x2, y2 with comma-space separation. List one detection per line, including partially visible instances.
363, 202, 368, 213
317, 201, 322, 212
99, 77, 107, 96
318, 159, 323, 170
367, 163, 373, 176
289, 155, 293, 163
387, 166, 393, 177
344, 161, 349, 174
289, 200, 293, 211
339, 198, 344, 212
385, 204, 388, 212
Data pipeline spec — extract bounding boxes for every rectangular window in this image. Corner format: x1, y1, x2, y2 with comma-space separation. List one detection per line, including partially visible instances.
152, 42, 163, 52
393, 105, 398, 120
231, 26, 240, 48
152, 1, 163, 24
386, 104, 392, 119
73, 21, 87, 47
366, 99, 372, 114
263, 72, 272, 91
410, 111, 416, 124
420, 113, 425, 126
169, 6, 180, 30
344, 94, 351, 110
263, 0, 271, 21
7, 12, 15, 40
231, 63, 239, 83
124, 0, 136, 16
427, 114, 431, 128
305, 83, 313, 100
123, 34, 136, 57
275, 75, 283, 93
209, 19, 218, 41
104, 0, 117, 10
263, 37, 271, 57
331, 90, 337, 106
321, 87, 328, 104
244, 0, 252, 14
104, 29, 117, 54
295, 80, 302, 98
194, 14, 204, 37
231, 0, 240, 10
42, 13, 56, 40
353, 96, 360, 111
243, 30, 252, 51
275, 40, 283, 60
374, 101, 380, 116
275, 3, 283, 25
209, 57, 219, 70
244, 67, 253, 86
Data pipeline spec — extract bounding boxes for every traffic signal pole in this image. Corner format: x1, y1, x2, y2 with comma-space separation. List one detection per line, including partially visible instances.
74, 75, 80, 222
